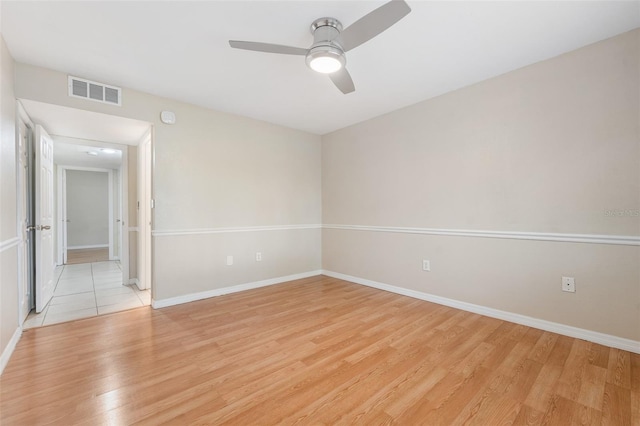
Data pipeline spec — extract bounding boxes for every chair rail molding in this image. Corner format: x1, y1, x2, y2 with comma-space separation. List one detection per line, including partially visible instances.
323, 224, 640, 246
0, 237, 20, 253
153, 224, 322, 237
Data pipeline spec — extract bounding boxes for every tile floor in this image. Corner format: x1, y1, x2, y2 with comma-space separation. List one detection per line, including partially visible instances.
23, 261, 151, 328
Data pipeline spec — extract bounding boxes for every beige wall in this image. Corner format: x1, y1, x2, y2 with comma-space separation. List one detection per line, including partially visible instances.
14, 63, 322, 301
322, 30, 640, 341
65, 170, 109, 248
0, 35, 19, 363
155, 229, 320, 300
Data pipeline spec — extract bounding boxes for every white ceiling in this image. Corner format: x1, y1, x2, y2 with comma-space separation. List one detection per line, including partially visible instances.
54, 141, 123, 169
20, 99, 151, 145
3, 1, 639, 135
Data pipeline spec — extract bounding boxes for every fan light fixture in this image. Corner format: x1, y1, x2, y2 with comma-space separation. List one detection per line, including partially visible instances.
309, 56, 342, 73
306, 45, 345, 74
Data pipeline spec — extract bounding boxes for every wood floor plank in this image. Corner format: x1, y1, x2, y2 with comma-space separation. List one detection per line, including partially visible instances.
556, 339, 591, 401
66, 247, 109, 264
631, 390, 640, 426
512, 404, 545, 426
631, 352, 640, 392
607, 348, 632, 389
576, 364, 607, 410
0, 275, 637, 425
524, 363, 563, 412
528, 331, 559, 364
602, 382, 632, 426
588, 342, 611, 369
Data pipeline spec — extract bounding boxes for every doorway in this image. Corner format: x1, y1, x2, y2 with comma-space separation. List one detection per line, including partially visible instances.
17, 100, 153, 328
58, 165, 116, 266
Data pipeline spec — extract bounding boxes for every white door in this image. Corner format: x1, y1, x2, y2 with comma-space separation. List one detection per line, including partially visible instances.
35, 125, 55, 313
17, 116, 31, 322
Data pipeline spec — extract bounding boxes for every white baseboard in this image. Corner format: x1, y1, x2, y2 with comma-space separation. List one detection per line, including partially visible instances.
0, 327, 22, 375
322, 270, 640, 354
67, 244, 109, 250
152, 270, 323, 309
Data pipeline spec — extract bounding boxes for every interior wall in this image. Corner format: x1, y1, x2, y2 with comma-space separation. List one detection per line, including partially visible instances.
0, 35, 19, 367
65, 170, 109, 248
14, 64, 322, 302
322, 29, 640, 341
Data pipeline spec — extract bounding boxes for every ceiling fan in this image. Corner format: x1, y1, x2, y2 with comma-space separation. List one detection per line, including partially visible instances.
229, 0, 411, 94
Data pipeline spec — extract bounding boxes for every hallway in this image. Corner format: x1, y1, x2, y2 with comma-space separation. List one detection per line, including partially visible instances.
23, 261, 150, 328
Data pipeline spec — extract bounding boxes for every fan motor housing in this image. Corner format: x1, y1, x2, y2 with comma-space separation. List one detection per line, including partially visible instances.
310, 17, 343, 34
310, 17, 344, 48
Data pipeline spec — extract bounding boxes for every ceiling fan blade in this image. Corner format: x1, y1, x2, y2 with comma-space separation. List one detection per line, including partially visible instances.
329, 68, 355, 94
340, 0, 411, 52
229, 40, 308, 56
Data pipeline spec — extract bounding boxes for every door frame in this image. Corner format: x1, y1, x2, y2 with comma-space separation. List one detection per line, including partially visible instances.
57, 166, 113, 263
137, 130, 153, 291
54, 139, 129, 283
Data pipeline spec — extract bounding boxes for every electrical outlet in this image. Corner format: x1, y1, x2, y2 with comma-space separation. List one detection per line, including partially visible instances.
226, 255, 233, 266
422, 260, 430, 272
256, 252, 262, 262
562, 276, 575, 293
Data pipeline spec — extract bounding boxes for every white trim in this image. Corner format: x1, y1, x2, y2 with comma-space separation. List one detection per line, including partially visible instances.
152, 270, 323, 309
17, 101, 34, 128
152, 224, 322, 237
56, 165, 115, 173
67, 244, 109, 250
138, 132, 152, 291
322, 270, 640, 354
127, 227, 139, 232
59, 166, 114, 263
0, 328, 22, 375
128, 278, 143, 290
119, 149, 130, 285
57, 165, 66, 265
323, 224, 640, 246
150, 224, 639, 245
108, 169, 114, 260
0, 237, 20, 253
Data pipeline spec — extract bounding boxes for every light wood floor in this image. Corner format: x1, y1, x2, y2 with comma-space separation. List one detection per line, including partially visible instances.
1, 276, 638, 425
66, 247, 109, 264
